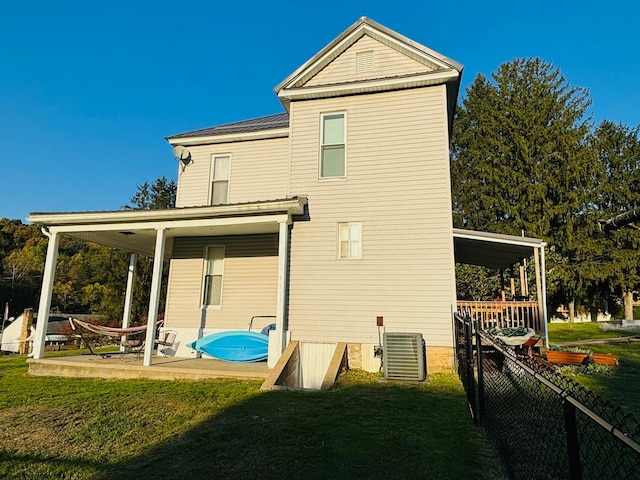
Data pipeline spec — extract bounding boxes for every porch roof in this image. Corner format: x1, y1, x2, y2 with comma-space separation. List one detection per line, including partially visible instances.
453, 228, 546, 270
27, 197, 307, 259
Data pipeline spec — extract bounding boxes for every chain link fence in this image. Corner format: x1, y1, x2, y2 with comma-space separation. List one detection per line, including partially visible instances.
455, 313, 640, 479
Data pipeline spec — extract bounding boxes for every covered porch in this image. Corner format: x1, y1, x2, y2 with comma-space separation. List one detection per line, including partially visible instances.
27, 197, 307, 368
452, 229, 548, 344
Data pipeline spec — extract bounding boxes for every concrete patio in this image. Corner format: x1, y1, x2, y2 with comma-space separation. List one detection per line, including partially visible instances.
27, 354, 269, 381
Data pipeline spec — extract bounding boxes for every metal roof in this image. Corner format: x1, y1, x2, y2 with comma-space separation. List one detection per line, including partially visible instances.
453, 228, 546, 270
167, 112, 289, 140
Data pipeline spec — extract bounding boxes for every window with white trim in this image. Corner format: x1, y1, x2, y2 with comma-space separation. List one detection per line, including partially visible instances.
338, 222, 361, 259
211, 155, 231, 205
203, 246, 225, 306
320, 113, 345, 178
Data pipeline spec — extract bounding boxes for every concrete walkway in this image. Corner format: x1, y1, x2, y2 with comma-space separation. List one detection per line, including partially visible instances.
27, 354, 269, 381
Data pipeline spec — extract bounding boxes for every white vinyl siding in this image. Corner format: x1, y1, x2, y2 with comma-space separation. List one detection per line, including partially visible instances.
320, 113, 345, 178
305, 35, 434, 87
164, 235, 278, 330
288, 85, 456, 347
211, 156, 231, 205
338, 222, 361, 259
202, 246, 225, 306
175, 137, 289, 208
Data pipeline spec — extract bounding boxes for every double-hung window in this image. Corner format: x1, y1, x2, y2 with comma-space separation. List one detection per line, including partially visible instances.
203, 246, 225, 307
320, 113, 345, 178
211, 155, 231, 205
338, 222, 361, 259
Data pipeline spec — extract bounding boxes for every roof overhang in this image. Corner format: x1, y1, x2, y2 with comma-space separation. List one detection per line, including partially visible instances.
277, 70, 459, 103
453, 228, 546, 270
166, 128, 289, 147
28, 197, 307, 260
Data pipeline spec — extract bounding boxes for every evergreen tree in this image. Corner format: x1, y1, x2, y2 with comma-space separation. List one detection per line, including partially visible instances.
125, 177, 176, 210
593, 120, 640, 319
451, 58, 599, 319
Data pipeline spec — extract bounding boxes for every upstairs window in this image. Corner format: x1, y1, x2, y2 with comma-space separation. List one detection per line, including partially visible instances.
203, 246, 225, 306
338, 222, 361, 259
211, 155, 231, 205
320, 113, 346, 178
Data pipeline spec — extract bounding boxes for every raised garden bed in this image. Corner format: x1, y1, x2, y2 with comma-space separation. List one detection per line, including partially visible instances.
591, 353, 619, 366
546, 351, 619, 366
546, 351, 589, 365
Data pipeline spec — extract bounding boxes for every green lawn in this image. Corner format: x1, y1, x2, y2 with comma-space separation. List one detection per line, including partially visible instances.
548, 322, 640, 419
547, 321, 639, 343
0, 354, 504, 480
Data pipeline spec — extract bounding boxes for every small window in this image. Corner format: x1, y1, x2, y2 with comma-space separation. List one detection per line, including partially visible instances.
338, 222, 361, 259
203, 246, 225, 306
320, 113, 345, 178
211, 155, 231, 205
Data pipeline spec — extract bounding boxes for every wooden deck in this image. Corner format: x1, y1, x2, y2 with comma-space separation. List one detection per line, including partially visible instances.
457, 301, 543, 333
27, 354, 270, 382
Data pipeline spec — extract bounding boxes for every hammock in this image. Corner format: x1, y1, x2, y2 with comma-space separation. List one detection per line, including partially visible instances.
68, 317, 159, 358
69, 317, 148, 337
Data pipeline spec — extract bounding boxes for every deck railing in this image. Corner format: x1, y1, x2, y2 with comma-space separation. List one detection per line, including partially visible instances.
456, 301, 542, 333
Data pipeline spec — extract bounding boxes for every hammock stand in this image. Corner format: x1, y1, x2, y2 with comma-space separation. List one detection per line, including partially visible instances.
68, 317, 156, 359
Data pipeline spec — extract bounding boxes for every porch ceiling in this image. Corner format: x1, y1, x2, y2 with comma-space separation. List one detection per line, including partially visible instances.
453, 228, 546, 270
27, 197, 306, 259
66, 220, 283, 259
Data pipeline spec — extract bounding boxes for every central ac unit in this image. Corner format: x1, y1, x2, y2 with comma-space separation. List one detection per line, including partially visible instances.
383, 332, 426, 381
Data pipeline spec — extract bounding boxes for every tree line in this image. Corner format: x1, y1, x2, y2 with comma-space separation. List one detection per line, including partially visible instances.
1, 57, 638, 324
452, 58, 640, 320
0, 178, 176, 325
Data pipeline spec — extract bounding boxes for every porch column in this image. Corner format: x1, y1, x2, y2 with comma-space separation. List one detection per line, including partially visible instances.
120, 253, 138, 353
540, 245, 549, 348
274, 220, 290, 359
533, 248, 543, 330
143, 229, 166, 366
32, 230, 60, 360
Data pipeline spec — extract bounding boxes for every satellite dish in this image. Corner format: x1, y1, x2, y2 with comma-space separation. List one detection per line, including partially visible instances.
173, 145, 192, 171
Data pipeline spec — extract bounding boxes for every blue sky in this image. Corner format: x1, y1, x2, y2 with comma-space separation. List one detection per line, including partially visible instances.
1, 0, 638, 221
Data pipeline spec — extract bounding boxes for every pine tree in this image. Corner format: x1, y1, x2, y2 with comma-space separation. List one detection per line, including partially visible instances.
451, 58, 599, 319
593, 120, 640, 319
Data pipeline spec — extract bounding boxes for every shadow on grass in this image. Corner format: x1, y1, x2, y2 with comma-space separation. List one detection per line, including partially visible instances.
89, 377, 495, 480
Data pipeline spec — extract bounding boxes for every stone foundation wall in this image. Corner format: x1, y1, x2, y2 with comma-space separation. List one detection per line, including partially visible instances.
346, 342, 454, 375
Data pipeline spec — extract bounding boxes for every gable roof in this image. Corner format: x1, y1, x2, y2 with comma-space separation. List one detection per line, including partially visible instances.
275, 17, 463, 127
167, 113, 289, 145
166, 17, 463, 146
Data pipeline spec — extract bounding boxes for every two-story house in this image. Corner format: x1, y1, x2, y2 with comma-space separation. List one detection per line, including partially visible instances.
28, 18, 548, 381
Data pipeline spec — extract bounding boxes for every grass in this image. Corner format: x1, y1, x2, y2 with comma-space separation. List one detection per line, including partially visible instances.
548, 322, 640, 419
547, 321, 638, 343
0, 354, 504, 480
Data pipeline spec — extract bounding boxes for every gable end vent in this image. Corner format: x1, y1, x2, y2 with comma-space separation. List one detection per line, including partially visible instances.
356, 50, 375, 73
383, 332, 426, 381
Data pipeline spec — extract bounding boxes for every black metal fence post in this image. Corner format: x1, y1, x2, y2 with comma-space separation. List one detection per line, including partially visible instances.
475, 318, 485, 425
563, 399, 582, 480
464, 317, 477, 424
